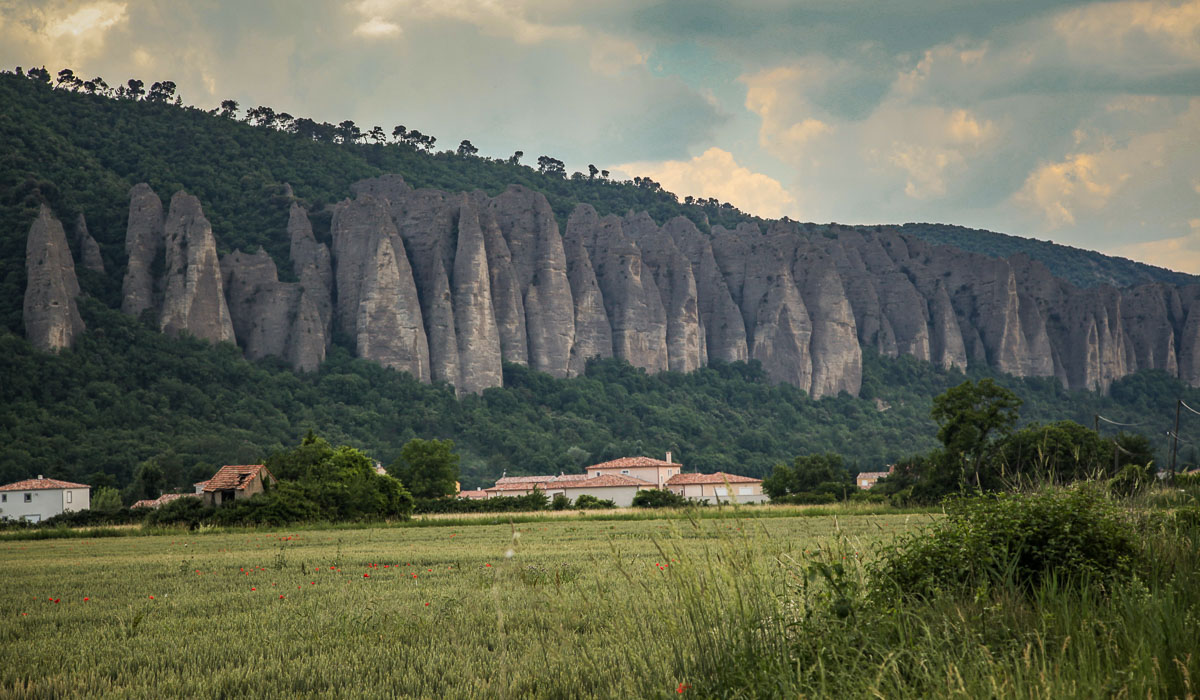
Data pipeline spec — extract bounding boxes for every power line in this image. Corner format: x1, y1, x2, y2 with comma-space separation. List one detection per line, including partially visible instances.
1181, 401, 1200, 417
1095, 414, 1146, 428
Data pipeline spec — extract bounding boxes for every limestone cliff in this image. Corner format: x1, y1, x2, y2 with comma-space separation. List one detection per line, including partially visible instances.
158, 192, 236, 344
74, 214, 105, 273
24, 206, 85, 351
102, 175, 1200, 398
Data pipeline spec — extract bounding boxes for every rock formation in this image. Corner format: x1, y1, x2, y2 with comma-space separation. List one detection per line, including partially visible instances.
24, 206, 85, 351
101, 175, 1200, 398
158, 191, 236, 343
74, 214, 105, 273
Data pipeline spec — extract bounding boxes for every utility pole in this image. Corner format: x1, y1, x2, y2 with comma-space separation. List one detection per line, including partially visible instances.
1171, 399, 1182, 474
1094, 414, 1099, 434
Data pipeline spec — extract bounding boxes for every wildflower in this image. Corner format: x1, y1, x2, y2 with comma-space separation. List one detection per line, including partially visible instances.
279, 595, 285, 599
149, 596, 154, 600
83, 597, 89, 602
677, 682, 691, 693
251, 587, 256, 591
364, 573, 370, 578
424, 602, 430, 606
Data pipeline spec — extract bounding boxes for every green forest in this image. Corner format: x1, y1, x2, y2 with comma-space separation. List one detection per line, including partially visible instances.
3, 68, 1199, 495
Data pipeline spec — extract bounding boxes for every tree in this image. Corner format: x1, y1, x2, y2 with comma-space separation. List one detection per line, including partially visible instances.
27, 66, 51, 84
932, 379, 1022, 478
91, 486, 122, 512
763, 453, 852, 501
368, 125, 386, 144
537, 155, 565, 177
388, 438, 460, 499
56, 69, 81, 91
146, 81, 177, 103
129, 460, 164, 501
391, 125, 407, 142
335, 120, 361, 144
218, 99, 239, 119
457, 139, 478, 157
124, 79, 145, 100
508, 150, 523, 165
588, 164, 599, 180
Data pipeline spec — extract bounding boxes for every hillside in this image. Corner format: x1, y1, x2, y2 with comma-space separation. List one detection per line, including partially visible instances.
4, 69, 1200, 493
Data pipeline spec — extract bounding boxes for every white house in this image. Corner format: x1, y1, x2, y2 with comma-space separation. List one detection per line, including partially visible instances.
665, 472, 767, 504
0, 476, 91, 522
542, 474, 655, 507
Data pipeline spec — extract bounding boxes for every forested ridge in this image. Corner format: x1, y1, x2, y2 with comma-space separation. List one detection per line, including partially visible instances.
2, 68, 1198, 494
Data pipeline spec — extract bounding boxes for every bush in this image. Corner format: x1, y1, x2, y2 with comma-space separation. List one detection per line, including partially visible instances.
873, 486, 1143, 599
551, 493, 571, 511
631, 489, 688, 508
142, 496, 214, 529
573, 494, 616, 510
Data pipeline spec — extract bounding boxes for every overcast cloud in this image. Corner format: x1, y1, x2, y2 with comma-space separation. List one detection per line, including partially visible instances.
1, 0, 1198, 271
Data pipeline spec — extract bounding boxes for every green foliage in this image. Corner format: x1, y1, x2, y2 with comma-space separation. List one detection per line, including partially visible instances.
631, 489, 688, 508
573, 494, 615, 510
550, 493, 571, 511
932, 378, 1022, 466
91, 486, 122, 512
411, 492, 550, 514
873, 487, 1143, 598
387, 438, 459, 499
763, 453, 853, 501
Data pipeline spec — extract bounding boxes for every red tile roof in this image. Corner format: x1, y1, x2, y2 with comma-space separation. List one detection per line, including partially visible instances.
202, 465, 274, 492
586, 456, 676, 470
494, 475, 557, 485
457, 489, 489, 500
561, 474, 654, 488
133, 493, 199, 509
857, 472, 890, 480
0, 477, 89, 491
666, 472, 761, 486
485, 481, 548, 492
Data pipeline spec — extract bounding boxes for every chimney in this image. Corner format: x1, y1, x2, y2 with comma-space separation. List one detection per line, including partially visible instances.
38, 474, 43, 480
665, 451, 672, 464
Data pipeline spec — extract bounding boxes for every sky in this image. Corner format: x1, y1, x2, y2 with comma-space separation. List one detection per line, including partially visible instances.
2, 0, 1199, 271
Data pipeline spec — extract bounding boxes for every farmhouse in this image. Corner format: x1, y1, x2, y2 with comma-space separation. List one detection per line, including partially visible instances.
201, 464, 276, 507
665, 472, 767, 504
0, 476, 90, 522
479, 453, 766, 506
856, 471, 890, 489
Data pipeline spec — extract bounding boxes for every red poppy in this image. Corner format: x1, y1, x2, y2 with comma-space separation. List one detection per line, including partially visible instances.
149, 596, 154, 600
251, 587, 256, 591
279, 595, 285, 599
424, 602, 430, 606
677, 682, 691, 693
83, 597, 89, 602
364, 573, 370, 578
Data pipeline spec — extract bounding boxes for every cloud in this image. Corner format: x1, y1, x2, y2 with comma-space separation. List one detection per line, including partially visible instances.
353, 17, 401, 38
1107, 220, 1200, 273
1015, 153, 1120, 227
612, 147, 798, 219
0, 1, 129, 68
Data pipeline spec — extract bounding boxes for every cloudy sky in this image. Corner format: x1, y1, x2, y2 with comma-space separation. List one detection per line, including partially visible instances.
2, 1, 1199, 270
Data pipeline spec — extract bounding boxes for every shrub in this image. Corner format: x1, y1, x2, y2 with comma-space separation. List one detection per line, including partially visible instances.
573, 494, 615, 510
142, 496, 214, 529
632, 489, 688, 508
873, 486, 1143, 599
551, 493, 571, 511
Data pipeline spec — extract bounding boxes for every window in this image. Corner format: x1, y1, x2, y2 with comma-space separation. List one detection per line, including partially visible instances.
738, 486, 753, 495
715, 487, 728, 497
66, 491, 72, 503
1, 494, 5, 503
621, 470, 630, 475
24, 493, 32, 503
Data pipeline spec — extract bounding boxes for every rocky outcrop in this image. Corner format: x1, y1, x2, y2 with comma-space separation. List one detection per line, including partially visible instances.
288, 202, 333, 340
74, 214, 104, 273
24, 206, 85, 351
121, 183, 164, 318
158, 192, 236, 344
330, 193, 430, 381
102, 175, 1200, 396
222, 248, 325, 371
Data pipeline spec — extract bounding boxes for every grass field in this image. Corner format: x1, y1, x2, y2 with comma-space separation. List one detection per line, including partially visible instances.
0, 512, 919, 698
3, 501, 1197, 699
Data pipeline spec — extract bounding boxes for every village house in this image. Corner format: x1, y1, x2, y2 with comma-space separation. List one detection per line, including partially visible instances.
201, 464, 276, 507
856, 471, 890, 489
0, 476, 91, 523
479, 453, 767, 507
665, 472, 767, 504
585, 453, 683, 487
